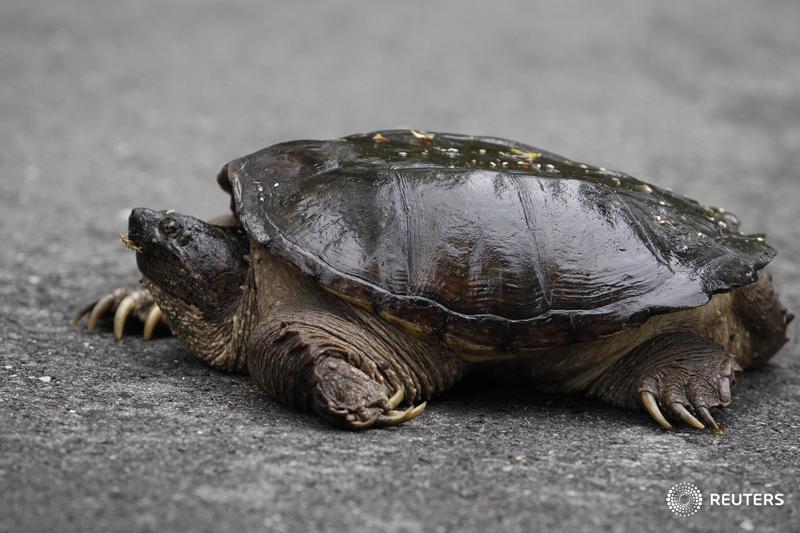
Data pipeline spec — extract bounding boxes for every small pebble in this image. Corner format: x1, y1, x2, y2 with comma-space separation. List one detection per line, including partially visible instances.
38, 376, 52, 383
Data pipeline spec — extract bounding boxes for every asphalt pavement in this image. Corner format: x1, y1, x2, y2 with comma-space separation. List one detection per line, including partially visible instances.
1, 1, 799, 532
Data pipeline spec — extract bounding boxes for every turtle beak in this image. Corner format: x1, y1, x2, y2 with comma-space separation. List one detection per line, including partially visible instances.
127, 207, 161, 249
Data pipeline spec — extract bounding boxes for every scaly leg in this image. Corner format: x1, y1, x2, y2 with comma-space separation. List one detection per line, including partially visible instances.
587, 332, 742, 433
247, 307, 464, 430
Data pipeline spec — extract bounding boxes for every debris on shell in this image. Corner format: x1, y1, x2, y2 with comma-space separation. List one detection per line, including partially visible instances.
371, 132, 388, 143
410, 129, 434, 143
637, 184, 653, 194
510, 147, 541, 160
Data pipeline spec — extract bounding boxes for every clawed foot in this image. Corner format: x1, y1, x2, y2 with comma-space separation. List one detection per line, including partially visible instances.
312, 356, 426, 430
637, 355, 741, 433
71, 287, 168, 340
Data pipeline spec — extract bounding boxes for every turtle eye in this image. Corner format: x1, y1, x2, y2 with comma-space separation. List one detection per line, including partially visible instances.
160, 217, 181, 237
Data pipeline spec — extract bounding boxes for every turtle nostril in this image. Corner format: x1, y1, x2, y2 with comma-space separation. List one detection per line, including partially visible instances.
786, 312, 795, 325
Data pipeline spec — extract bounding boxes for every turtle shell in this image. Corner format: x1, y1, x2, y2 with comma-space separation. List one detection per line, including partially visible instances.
220, 130, 775, 352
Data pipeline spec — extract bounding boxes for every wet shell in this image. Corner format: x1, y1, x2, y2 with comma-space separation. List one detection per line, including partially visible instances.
220, 130, 775, 352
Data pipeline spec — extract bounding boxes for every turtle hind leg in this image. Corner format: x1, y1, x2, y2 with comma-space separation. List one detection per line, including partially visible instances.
246, 308, 463, 430
72, 286, 168, 341
587, 332, 742, 433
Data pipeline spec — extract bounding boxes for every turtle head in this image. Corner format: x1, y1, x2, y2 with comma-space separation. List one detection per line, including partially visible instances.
127, 208, 250, 322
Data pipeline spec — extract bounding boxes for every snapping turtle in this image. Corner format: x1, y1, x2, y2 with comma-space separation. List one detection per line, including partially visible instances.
73, 129, 791, 431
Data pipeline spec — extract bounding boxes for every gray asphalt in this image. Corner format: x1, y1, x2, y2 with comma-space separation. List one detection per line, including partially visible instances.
1, 1, 799, 532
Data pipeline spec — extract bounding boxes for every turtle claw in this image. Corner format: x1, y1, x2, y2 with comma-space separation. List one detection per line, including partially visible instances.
143, 305, 164, 341
347, 413, 380, 430
387, 384, 405, 409
696, 406, 723, 434
86, 294, 115, 333
640, 391, 673, 430
408, 401, 427, 420
376, 401, 427, 427
72, 287, 168, 340
376, 405, 415, 427
333, 396, 427, 431
113, 295, 137, 340
670, 403, 705, 430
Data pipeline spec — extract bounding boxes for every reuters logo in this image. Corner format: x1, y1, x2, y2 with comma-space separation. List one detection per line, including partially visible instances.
666, 482, 703, 517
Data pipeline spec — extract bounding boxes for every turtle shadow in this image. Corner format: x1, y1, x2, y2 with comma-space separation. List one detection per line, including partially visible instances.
433, 366, 788, 432
430, 372, 636, 427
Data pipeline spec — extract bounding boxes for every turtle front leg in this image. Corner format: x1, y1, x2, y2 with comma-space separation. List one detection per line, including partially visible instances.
72, 286, 169, 340
247, 308, 464, 430
587, 332, 742, 433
